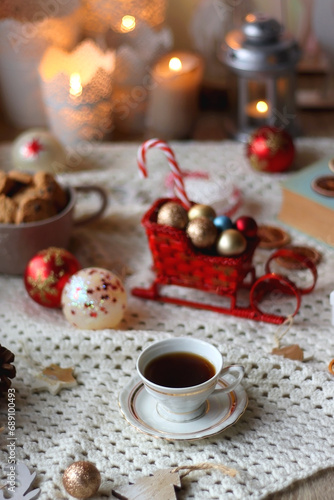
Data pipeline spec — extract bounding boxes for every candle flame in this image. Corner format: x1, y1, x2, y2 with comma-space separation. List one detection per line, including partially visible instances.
69, 73, 82, 98
169, 57, 182, 72
121, 15, 136, 33
245, 13, 256, 23
256, 101, 268, 113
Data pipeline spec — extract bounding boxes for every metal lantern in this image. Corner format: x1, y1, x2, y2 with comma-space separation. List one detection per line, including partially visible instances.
220, 13, 301, 142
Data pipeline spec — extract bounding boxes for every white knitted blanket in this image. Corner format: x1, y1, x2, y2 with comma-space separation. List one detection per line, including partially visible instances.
0, 139, 333, 499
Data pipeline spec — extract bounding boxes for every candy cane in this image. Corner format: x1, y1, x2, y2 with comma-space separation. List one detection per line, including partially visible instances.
137, 138, 191, 209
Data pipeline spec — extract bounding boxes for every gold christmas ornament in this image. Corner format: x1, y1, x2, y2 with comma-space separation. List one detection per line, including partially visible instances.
157, 201, 188, 229
217, 229, 247, 256
187, 217, 217, 248
63, 461, 101, 499
188, 204, 216, 221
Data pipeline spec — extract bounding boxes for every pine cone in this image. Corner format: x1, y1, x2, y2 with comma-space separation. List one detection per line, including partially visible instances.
0, 345, 16, 396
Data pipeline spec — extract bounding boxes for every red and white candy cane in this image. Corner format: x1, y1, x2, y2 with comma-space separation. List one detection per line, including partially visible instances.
137, 138, 191, 209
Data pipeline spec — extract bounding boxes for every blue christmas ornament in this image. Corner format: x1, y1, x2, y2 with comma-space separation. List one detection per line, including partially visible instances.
213, 215, 233, 232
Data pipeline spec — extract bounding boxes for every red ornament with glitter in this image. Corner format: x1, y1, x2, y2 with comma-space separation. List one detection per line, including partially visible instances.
246, 126, 295, 173
235, 216, 258, 239
24, 247, 81, 308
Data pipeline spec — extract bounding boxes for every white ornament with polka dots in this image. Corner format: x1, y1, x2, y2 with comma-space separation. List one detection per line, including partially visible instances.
61, 267, 127, 330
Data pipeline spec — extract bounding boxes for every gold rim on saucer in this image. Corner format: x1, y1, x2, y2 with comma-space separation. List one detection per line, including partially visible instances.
118, 376, 248, 441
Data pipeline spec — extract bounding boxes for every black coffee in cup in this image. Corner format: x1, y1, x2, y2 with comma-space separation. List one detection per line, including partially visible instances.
144, 351, 216, 388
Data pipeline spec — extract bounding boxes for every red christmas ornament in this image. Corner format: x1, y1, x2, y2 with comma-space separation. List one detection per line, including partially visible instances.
235, 216, 258, 238
24, 247, 81, 308
246, 126, 295, 173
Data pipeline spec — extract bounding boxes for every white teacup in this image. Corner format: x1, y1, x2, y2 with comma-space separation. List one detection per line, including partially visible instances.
136, 337, 244, 423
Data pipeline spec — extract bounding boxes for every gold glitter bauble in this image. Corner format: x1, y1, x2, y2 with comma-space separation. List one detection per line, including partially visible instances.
63, 461, 101, 499
217, 229, 247, 256
157, 201, 188, 229
186, 217, 217, 248
188, 204, 216, 221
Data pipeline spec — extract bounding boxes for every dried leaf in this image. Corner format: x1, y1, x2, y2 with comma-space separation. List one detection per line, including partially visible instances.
272, 344, 304, 361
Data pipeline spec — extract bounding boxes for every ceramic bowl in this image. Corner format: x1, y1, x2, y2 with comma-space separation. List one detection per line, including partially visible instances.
0, 185, 107, 275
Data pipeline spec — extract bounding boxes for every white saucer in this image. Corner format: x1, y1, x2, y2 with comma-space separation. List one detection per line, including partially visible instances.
119, 375, 248, 441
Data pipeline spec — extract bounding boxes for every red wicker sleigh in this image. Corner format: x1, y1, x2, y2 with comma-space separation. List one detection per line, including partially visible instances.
132, 139, 317, 324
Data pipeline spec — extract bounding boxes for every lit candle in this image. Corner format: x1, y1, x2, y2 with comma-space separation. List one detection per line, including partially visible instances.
82, 0, 166, 34
69, 73, 82, 98
169, 57, 182, 72
0, 1, 81, 128
120, 15, 136, 33
146, 51, 204, 139
39, 40, 115, 146
246, 100, 269, 120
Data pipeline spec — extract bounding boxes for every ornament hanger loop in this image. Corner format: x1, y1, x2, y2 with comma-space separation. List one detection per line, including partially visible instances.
274, 314, 294, 348
171, 462, 237, 478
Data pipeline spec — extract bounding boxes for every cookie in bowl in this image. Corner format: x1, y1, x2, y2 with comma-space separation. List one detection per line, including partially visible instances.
0, 170, 68, 224
0, 172, 107, 275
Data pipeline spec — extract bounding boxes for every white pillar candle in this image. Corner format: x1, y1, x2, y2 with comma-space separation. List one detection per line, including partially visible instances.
146, 51, 204, 140
0, 1, 81, 128
39, 40, 115, 147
